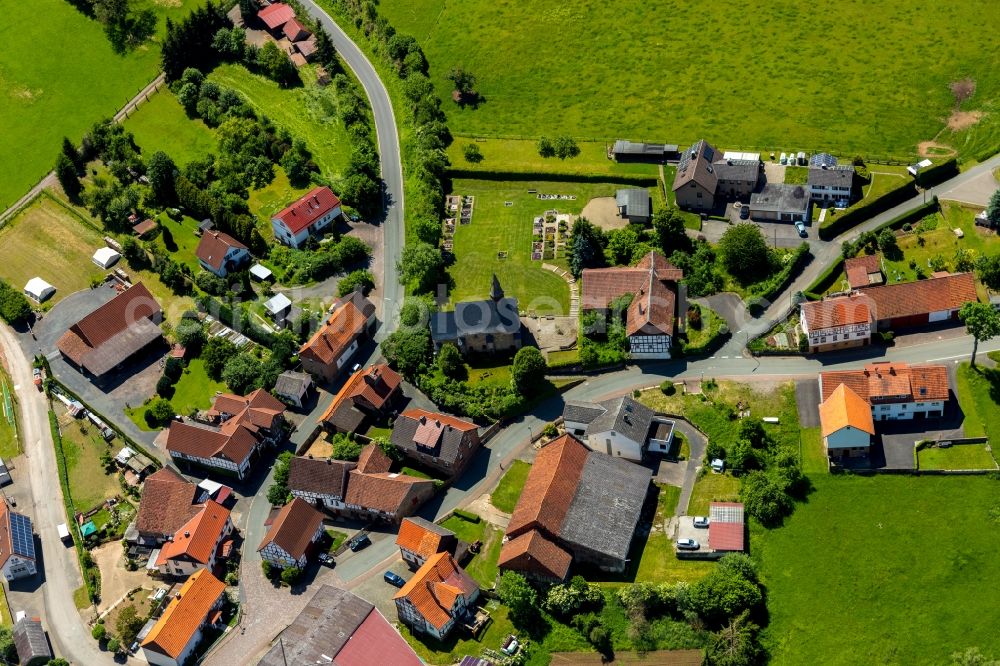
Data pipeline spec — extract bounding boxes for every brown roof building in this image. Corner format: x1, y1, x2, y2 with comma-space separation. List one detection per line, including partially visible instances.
499, 434, 651, 581
672, 139, 761, 210
153, 500, 233, 577
258, 497, 325, 569
390, 409, 481, 477
299, 293, 376, 383
133, 467, 202, 546
394, 552, 479, 640
321, 363, 402, 433
845, 254, 884, 289
859, 271, 977, 330
195, 231, 249, 277
288, 456, 355, 508
343, 445, 435, 523
819, 362, 949, 423
57, 283, 162, 378
581, 251, 683, 359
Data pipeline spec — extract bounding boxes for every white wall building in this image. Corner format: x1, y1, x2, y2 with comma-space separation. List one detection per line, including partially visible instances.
271, 186, 342, 248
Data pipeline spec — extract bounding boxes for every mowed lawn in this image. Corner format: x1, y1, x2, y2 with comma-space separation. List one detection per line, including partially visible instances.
378, 0, 1000, 157
0, 196, 106, 302
490, 459, 530, 513
208, 64, 355, 183
448, 139, 658, 178
124, 91, 217, 166
758, 475, 1000, 665
58, 411, 120, 512
447, 179, 633, 312
0, 0, 191, 207
0, 366, 21, 460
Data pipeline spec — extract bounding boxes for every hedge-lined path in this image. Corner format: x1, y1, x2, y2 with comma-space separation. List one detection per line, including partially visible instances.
543, 263, 579, 316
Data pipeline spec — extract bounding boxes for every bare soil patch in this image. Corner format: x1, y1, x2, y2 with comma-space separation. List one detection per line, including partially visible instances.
947, 109, 984, 132
92, 541, 152, 613
580, 196, 625, 230
918, 141, 958, 158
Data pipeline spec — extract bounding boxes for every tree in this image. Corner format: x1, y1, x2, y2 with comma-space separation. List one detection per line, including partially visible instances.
719, 223, 772, 283
398, 242, 444, 294
257, 41, 298, 87
447, 67, 477, 103
437, 342, 465, 379
146, 150, 178, 205
727, 439, 761, 471
266, 482, 289, 505
653, 208, 691, 254
977, 254, 1000, 291
537, 136, 555, 158
331, 435, 363, 461
0, 280, 33, 324
740, 471, 792, 527
380, 328, 432, 380
569, 218, 607, 278
202, 336, 238, 380
144, 398, 174, 427
462, 143, 484, 163
61, 136, 82, 171
338, 269, 375, 297
511, 346, 547, 394
48, 659, 71, 666
606, 226, 640, 265
116, 604, 144, 645
496, 571, 538, 627
0, 626, 14, 664
222, 353, 262, 394
92, 624, 107, 641
281, 566, 301, 585
687, 562, 763, 627
106, 637, 121, 653
553, 136, 580, 160
877, 228, 899, 257
238, 0, 258, 21
987, 189, 1000, 228
705, 611, 764, 666
56, 153, 82, 202
175, 316, 206, 352
959, 301, 1000, 367
737, 418, 769, 449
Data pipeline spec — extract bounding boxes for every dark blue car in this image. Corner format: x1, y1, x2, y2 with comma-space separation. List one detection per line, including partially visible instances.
384, 571, 406, 587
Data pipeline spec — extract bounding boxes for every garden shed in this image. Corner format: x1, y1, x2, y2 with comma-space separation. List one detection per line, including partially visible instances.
92, 246, 121, 269
23, 277, 55, 303
264, 293, 293, 319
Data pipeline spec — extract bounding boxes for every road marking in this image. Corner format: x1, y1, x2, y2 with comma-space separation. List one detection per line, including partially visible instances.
926, 354, 967, 362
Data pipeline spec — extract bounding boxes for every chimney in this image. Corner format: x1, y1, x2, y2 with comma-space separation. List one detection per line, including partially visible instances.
326, 458, 332, 465
184, 531, 190, 538
419, 416, 427, 425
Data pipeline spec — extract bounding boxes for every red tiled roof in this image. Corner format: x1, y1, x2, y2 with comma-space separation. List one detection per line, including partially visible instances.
321, 364, 402, 425
506, 434, 588, 539
344, 471, 433, 515
57, 283, 161, 366
860, 272, 977, 321
394, 552, 478, 631
213, 389, 286, 431
299, 300, 366, 366
800, 293, 873, 330
136, 468, 200, 538
272, 186, 341, 235
133, 219, 157, 236
395, 518, 453, 559
195, 231, 246, 271
625, 266, 676, 337
845, 254, 882, 289
820, 362, 950, 404
708, 502, 745, 552
155, 501, 231, 566
497, 530, 572, 581
334, 607, 423, 666
141, 570, 225, 659
581, 251, 683, 311
165, 420, 258, 466
257, 2, 295, 30
356, 444, 392, 474
282, 17, 310, 41
257, 498, 324, 561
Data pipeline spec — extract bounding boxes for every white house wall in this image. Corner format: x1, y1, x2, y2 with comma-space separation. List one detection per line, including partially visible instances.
586, 430, 643, 461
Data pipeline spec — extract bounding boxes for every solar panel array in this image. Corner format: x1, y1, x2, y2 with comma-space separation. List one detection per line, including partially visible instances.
710, 503, 744, 524
809, 152, 838, 168
9, 513, 35, 559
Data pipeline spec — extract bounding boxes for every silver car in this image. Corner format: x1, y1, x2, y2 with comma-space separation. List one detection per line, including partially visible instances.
692, 516, 710, 528
676, 538, 700, 550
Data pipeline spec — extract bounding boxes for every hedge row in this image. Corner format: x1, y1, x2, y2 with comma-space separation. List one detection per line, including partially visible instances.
751, 242, 812, 305
818, 178, 917, 240
49, 410, 102, 604
803, 257, 846, 300
917, 158, 959, 188
445, 168, 658, 187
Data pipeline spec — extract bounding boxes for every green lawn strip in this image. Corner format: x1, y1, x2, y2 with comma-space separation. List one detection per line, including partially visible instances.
400, 601, 517, 665
126, 358, 225, 429
917, 443, 997, 470
400, 466, 432, 480
207, 63, 355, 184
686, 473, 740, 517
150, 212, 206, 274
0, 0, 191, 207
247, 167, 312, 235
447, 138, 657, 177
464, 525, 503, 588
490, 460, 531, 513
758, 475, 1000, 664
0, 586, 11, 626
124, 89, 217, 166
447, 178, 643, 314
799, 427, 827, 475
376, 0, 993, 158
955, 364, 1000, 468
59, 414, 121, 512
0, 366, 22, 460
325, 528, 348, 553
73, 586, 92, 611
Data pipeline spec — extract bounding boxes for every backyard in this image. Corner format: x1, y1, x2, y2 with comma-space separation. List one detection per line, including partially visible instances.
686, 472, 740, 516
489, 460, 531, 513
917, 442, 998, 470
378, 0, 1000, 159
57, 409, 122, 513
439, 514, 503, 588
446, 179, 637, 313
124, 90, 217, 167
758, 475, 1000, 664
149, 212, 205, 274
126, 358, 227, 430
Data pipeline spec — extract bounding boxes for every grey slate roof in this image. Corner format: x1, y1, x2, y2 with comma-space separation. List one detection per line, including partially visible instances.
274, 371, 310, 398
612, 140, 678, 156
559, 452, 651, 562
288, 456, 354, 498
588, 396, 656, 445
431, 297, 521, 342
258, 585, 373, 666
713, 159, 761, 184
750, 183, 811, 214
13, 617, 52, 665
404, 516, 455, 539
563, 400, 607, 425
674, 139, 719, 193
615, 188, 652, 219
808, 165, 854, 188
391, 413, 476, 467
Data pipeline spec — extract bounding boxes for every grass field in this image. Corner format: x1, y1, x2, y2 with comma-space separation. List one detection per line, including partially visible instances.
447, 138, 658, 177
379, 0, 1000, 159
447, 179, 637, 312
0, 365, 21, 460
58, 411, 120, 512
0, 0, 193, 207
151, 212, 204, 273
490, 459, 531, 513
799, 427, 827, 475
0, 195, 107, 303
686, 472, 740, 516
126, 358, 225, 430
208, 64, 355, 184
956, 363, 1000, 452
758, 475, 1000, 664
917, 443, 997, 470
124, 90, 217, 166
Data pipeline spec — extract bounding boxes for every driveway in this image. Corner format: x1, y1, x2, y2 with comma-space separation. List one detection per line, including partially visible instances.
795, 379, 820, 428
938, 169, 998, 207
698, 217, 813, 249
875, 398, 965, 470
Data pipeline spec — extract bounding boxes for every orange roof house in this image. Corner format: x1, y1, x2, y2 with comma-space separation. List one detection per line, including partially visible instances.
257, 498, 325, 569
395, 517, 456, 567
299, 293, 376, 383
153, 501, 232, 575
819, 384, 875, 438
845, 254, 883, 289
859, 271, 977, 328
321, 363, 402, 433
800, 293, 873, 331
342, 445, 435, 523
394, 552, 479, 639
819, 363, 950, 405
141, 570, 226, 666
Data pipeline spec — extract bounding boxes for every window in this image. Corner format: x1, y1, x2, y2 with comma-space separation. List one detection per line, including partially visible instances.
832, 335, 838, 341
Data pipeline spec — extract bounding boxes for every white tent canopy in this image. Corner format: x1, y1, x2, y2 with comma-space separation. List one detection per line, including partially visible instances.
23, 277, 55, 303
92, 247, 121, 269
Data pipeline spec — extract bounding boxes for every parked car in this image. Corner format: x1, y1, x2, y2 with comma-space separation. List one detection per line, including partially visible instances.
32, 368, 42, 390
384, 571, 406, 587
348, 534, 371, 552
795, 220, 807, 237
318, 552, 335, 567
739, 203, 750, 219
692, 516, 710, 528
676, 538, 700, 551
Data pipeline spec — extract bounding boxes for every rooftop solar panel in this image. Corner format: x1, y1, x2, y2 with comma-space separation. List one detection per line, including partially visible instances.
9, 513, 35, 559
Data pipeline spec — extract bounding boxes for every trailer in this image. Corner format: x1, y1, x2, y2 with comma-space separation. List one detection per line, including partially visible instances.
57, 523, 71, 543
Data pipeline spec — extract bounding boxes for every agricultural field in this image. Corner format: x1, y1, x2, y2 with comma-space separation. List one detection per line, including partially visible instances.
0, 0, 192, 207
0, 196, 108, 304
379, 0, 1000, 160
446, 179, 643, 312
124, 91, 217, 167
758, 475, 1000, 664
